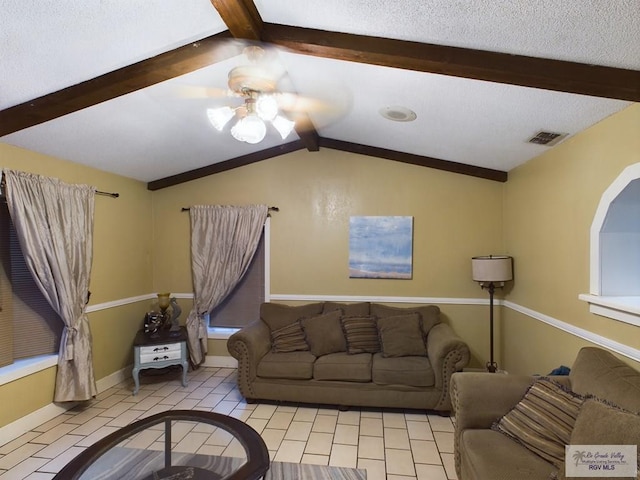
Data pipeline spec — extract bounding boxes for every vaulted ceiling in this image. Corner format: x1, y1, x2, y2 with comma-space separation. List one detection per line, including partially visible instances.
1, 0, 638, 189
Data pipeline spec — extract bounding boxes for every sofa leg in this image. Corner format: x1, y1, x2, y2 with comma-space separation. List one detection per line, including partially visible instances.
338, 405, 350, 412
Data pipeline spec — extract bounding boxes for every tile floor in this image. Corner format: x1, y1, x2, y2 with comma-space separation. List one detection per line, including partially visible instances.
0, 366, 457, 480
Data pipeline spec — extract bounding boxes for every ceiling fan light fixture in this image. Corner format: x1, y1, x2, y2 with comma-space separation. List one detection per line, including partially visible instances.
231, 114, 267, 144
272, 115, 296, 140
206, 106, 235, 131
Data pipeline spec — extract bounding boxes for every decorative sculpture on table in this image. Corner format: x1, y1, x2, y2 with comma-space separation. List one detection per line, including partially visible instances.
168, 296, 182, 336
143, 293, 182, 337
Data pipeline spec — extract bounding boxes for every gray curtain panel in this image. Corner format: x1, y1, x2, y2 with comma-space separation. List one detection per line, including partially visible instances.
3, 169, 97, 402
187, 205, 268, 366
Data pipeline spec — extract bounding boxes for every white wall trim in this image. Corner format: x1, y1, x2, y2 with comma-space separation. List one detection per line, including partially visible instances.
0, 365, 132, 448
95, 365, 132, 393
269, 293, 489, 305
269, 294, 640, 363
85, 293, 194, 313
0, 402, 74, 448
504, 300, 640, 363
0, 354, 58, 387
578, 294, 640, 327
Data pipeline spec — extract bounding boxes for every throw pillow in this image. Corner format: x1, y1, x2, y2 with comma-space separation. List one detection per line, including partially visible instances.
270, 321, 309, 353
260, 302, 323, 332
341, 315, 380, 354
323, 301, 370, 317
493, 378, 585, 468
550, 397, 640, 480
370, 303, 441, 335
301, 310, 347, 357
377, 313, 427, 357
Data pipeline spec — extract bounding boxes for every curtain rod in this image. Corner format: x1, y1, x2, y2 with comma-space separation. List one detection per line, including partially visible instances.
96, 190, 119, 198
0, 174, 119, 198
181, 206, 279, 212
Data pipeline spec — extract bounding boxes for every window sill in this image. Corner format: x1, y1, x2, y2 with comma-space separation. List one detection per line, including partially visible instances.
207, 327, 240, 340
578, 294, 640, 327
0, 354, 58, 387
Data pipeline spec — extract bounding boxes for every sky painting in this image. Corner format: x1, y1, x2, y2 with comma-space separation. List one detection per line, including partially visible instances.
349, 216, 413, 279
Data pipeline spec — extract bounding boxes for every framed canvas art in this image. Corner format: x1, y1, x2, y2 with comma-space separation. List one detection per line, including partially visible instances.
349, 216, 413, 279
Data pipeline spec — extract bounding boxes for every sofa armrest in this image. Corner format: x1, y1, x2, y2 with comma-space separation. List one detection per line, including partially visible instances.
426, 323, 470, 410
227, 320, 271, 398
450, 372, 537, 479
451, 372, 535, 430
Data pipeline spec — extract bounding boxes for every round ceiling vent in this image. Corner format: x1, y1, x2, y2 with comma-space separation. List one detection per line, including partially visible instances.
379, 106, 417, 122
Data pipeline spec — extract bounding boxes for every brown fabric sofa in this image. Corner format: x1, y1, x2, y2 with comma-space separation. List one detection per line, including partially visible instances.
450, 347, 640, 480
227, 301, 470, 412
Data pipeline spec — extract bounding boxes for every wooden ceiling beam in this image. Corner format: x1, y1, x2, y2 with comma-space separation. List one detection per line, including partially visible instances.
209, 0, 263, 41
147, 140, 305, 190
319, 138, 508, 182
262, 23, 640, 102
0, 32, 235, 137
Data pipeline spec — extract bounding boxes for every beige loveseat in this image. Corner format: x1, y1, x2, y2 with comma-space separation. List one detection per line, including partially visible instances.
451, 347, 640, 480
227, 301, 470, 412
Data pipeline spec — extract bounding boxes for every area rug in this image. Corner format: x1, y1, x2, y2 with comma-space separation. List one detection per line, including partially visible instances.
79, 447, 367, 479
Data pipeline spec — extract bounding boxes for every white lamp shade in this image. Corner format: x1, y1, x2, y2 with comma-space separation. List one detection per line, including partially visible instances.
271, 115, 296, 139
231, 115, 267, 144
256, 95, 278, 121
206, 107, 235, 131
472, 255, 513, 282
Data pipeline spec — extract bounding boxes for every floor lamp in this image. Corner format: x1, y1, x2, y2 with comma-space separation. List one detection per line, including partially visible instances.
472, 255, 513, 373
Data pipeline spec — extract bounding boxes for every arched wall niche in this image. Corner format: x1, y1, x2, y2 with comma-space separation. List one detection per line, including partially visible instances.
580, 163, 640, 326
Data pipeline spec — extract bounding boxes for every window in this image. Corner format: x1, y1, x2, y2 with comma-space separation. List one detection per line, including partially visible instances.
209, 231, 266, 328
580, 163, 640, 326
0, 202, 62, 368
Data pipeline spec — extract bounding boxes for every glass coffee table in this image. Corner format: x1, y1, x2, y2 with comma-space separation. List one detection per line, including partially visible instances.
53, 410, 269, 480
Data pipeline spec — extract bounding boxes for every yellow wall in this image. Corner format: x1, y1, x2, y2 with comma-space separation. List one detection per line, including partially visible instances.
152, 149, 504, 297
2, 103, 638, 428
0, 143, 153, 426
503, 104, 640, 374
151, 149, 505, 365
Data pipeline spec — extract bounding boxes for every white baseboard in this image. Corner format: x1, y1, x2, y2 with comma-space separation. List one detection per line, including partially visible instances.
0, 366, 132, 448
95, 365, 132, 392
0, 402, 74, 447
202, 355, 238, 369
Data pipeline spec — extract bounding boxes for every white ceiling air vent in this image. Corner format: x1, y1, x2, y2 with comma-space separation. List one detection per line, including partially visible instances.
527, 131, 569, 146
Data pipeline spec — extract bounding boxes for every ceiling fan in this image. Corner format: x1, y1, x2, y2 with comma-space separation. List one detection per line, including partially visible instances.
206, 45, 296, 143
175, 43, 347, 144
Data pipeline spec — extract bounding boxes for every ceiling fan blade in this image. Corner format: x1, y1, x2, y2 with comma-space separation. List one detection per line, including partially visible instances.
171, 85, 234, 100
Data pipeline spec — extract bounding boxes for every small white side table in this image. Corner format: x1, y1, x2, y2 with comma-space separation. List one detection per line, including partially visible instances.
132, 327, 188, 395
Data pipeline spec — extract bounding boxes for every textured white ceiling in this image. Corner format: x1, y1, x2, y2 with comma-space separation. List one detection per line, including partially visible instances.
1, 0, 637, 183
255, 0, 640, 68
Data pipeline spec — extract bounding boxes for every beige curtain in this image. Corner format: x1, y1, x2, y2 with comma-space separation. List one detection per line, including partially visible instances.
3, 169, 97, 402
187, 205, 268, 366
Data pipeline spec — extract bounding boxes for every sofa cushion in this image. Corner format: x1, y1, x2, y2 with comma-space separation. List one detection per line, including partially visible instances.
257, 351, 316, 380
270, 321, 309, 353
377, 313, 427, 357
493, 378, 585, 468
460, 429, 557, 480
371, 303, 441, 334
551, 398, 640, 480
341, 315, 380, 354
372, 353, 434, 387
323, 301, 370, 317
301, 310, 347, 357
313, 352, 372, 382
260, 302, 323, 332
569, 346, 640, 413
